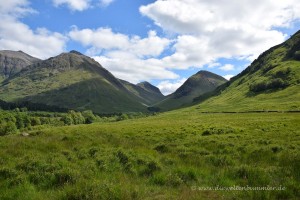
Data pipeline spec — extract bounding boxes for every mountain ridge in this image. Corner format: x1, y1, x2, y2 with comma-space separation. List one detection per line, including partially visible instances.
0, 51, 148, 113
192, 30, 300, 111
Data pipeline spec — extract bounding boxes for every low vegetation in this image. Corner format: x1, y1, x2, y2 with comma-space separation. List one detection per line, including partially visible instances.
0, 109, 152, 136
0, 108, 299, 199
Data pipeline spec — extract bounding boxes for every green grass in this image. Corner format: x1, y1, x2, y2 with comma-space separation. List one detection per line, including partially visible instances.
0, 108, 299, 199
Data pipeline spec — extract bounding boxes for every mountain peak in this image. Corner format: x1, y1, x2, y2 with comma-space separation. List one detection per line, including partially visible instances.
69, 50, 83, 56
137, 81, 151, 86
137, 81, 163, 95
0, 50, 40, 78
155, 70, 227, 111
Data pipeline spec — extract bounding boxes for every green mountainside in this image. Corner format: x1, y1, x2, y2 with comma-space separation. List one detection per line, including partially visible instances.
0, 50, 40, 81
0, 51, 147, 113
155, 70, 227, 111
121, 80, 165, 106
193, 30, 300, 112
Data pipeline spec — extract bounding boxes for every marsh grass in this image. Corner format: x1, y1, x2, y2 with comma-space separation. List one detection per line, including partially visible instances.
0, 111, 299, 199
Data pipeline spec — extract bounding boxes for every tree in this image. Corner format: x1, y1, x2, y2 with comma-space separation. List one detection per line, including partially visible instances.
117, 113, 129, 121
61, 114, 74, 125
82, 110, 96, 124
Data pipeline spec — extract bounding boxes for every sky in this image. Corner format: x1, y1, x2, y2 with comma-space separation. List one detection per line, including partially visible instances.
0, 0, 299, 95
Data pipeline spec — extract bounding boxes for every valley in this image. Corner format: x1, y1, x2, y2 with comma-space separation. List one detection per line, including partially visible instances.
0, 27, 299, 200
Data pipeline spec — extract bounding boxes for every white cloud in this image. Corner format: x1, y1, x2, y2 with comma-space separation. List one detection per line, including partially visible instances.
100, 0, 115, 7
69, 27, 129, 50
0, 0, 36, 17
207, 62, 221, 68
223, 75, 234, 81
140, 0, 300, 67
69, 27, 170, 58
52, 0, 115, 11
140, 0, 300, 34
157, 78, 187, 95
52, 0, 91, 11
0, 0, 67, 59
93, 55, 178, 84
219, 64, 235, 71
70, 27, 176, 83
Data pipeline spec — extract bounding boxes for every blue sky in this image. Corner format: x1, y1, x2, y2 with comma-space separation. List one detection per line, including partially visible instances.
0, 0, 299, 94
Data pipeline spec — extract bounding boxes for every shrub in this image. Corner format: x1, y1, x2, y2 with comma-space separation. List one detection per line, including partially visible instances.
116, 150, 129, 166
150, 173, 167, 186
202, 127, 235, 136
249, 78, 289, 93
175, 169, 197, 183
31, 117, 41, 126
116, 114, 129, 121
294, 50, 300, 60
249, 81, 268, 92
62, 115, 74, 125
82, 110, 96, 124
139, 161, 161, 177
154, 144, 169, 153
166, 173, 184, 187
52, 170, 76, 187
202, 130, 211, 136
0, 121, 18, 135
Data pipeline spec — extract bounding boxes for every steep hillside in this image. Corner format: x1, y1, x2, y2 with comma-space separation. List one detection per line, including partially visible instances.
155, 70, 227, 111
0, 51, 146, 113
0, 50, 40, 81
194, 30, 300, 111
121, 80, 165, 106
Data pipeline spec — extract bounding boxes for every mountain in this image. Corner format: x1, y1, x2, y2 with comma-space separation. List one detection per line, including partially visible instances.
194, 30, 300, 112
0, 50, 147, 113
155, 70, 227, 111
120, 80, 164, 106
0, 50, 40, 81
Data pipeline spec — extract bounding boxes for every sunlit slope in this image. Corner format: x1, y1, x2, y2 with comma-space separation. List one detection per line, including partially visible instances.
194, 30, 300, 112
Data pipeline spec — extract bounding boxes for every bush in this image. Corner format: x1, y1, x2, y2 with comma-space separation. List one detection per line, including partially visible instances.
62, 115, 74, 125
31, 117, 41, 126
82, 110, 96, 124
249, 78, 289, 93
139, 161, 161, 176
294, 50, 300, 60
249, 81, 268, 92
116, 114, 129, 121
154, 144, 169, 153
0, 121, 18, 135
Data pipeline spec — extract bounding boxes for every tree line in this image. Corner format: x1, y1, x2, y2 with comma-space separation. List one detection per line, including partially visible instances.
0, 109, 97, 136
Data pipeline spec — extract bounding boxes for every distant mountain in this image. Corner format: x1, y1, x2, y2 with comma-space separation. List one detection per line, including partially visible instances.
155, 70, 227, 111
0, 50, 147, 113
194, 30, 300, 111
0, 50, 40, 81
121, 80, 165, 106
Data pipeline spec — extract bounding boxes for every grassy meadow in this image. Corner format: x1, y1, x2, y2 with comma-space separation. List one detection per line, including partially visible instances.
0, 108, 299, 200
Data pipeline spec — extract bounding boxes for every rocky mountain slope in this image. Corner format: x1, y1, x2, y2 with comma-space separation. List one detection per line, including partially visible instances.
0, 50, 40, 81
